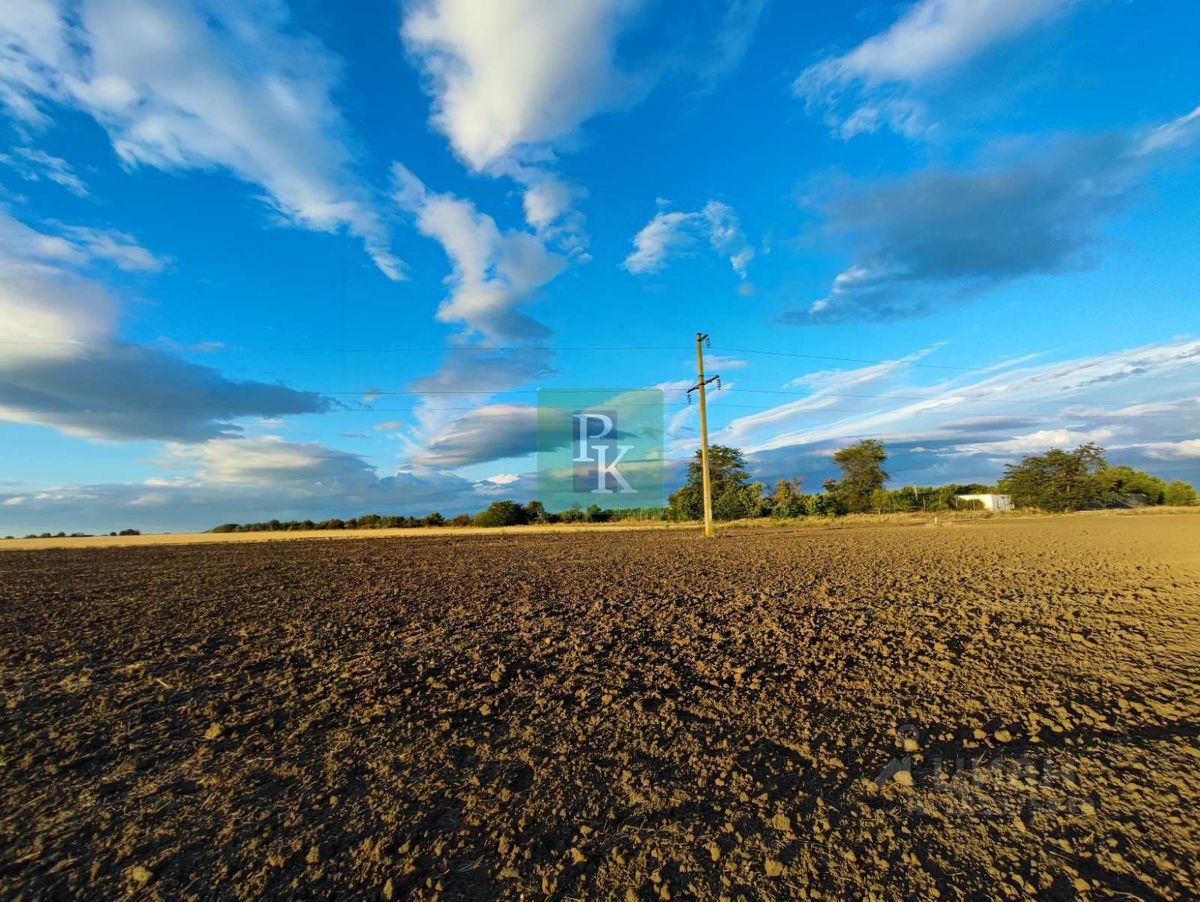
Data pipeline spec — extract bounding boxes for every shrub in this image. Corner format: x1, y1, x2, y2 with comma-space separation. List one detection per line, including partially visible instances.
474, 500, 527, 528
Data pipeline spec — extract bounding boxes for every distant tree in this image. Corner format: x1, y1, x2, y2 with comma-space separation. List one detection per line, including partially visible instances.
999, 443, 1108, 511
1165, 480, 1198, 506
1095, 466, 1168, 504
583, 503, 612, 523
522, 500, 548, 524
824, 440, 889, 514
474, 500, 526, 528
768, 478, 806, 518
449, 513, 473, 527
422, 512, 445, 527
117, 528, 141, 536
559, 503, 584, 523
668, 445, 765, 521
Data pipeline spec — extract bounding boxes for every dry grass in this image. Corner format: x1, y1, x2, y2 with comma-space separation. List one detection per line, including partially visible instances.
0, 520, 679, 551
4, 505, 1196, 551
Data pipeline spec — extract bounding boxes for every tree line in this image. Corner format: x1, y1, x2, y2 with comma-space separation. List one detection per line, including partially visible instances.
197, 439, 1195, 533
660, 439, 1195, 520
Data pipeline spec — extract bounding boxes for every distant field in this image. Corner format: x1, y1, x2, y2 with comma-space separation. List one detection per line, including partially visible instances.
3, 505, 1195, 551
0, 520, 679, 550
2, 513, 1198, 898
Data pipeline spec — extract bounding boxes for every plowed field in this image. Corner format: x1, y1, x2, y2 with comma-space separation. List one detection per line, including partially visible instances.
2, 514, 1198, 899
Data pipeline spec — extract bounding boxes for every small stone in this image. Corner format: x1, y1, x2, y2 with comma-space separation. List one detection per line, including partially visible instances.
203, 722, 222, 741
479, 703, 492, 716
903, 738, 920, 753
306, 845, 320, 865
892, 770, 914, 787
1079, 802, 1096, 816
765, 858, 785, 878
768, 812, 792, 832
569, 848, 586, 865
383, 877, 395, 899
129, 865, 152, 885
1073, 878, 1090, 891
993, 729, 1013, 743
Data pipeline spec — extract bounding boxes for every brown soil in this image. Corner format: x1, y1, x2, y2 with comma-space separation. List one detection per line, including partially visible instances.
1, 514, 1198, 899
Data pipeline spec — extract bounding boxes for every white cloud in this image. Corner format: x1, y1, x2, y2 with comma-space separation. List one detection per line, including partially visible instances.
704, 341, 1200, 485
1137, 105, 1200, 156
623, 200, 753, 278
1136, 439, 1200, 461
401, 0, 657, 247
796, 0, 1073, 139
0, 209, 166, 276
0, 210, 325, 440
393, 164, 565, 344
0, 147, 89, 196
410, 403, 539, 470
0, 436, 512, 534
391, 165, 563, 451
703, 355, 749, 371
954, 427, 1120, 457
401, 0, 643, 173
482, 472, 521, 485
0, 0, 402, 278
53, 225, 167, 272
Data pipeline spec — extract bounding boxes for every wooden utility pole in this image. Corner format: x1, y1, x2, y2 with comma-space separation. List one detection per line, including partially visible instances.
688, 332, 720, 538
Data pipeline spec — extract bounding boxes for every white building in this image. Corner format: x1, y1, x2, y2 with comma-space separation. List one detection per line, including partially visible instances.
954, 493, 1014, 512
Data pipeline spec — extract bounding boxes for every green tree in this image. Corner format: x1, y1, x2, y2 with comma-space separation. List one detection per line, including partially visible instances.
1095, 466, 1168, 504
999, 443, 1108, 511
768, 478, 806, 518
1165, 480, 1198, 506
668, 445, 765, 521
824, 440, 889, 514
523, 500, 548, 524
474, 500, 527, 527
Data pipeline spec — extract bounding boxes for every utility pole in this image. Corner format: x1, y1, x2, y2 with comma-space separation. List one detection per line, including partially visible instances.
688, 332, 720, 538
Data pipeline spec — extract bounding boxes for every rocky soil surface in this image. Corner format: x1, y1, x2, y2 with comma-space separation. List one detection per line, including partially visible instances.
1, 514, 1198, 899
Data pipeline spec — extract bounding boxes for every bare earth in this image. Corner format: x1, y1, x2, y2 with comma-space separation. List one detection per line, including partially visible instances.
1, 513, 1198, 899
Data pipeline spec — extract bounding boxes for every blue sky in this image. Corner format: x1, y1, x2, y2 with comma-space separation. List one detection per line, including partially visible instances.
1, 0, 1198, 533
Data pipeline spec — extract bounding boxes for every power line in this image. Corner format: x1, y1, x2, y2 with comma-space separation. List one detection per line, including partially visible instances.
308, 386, 1194, 417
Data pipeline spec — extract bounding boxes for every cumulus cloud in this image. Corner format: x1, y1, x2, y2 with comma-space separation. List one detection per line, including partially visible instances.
391, 163, 565, 450
392, 164, 566, 344
401, 0, 642, 173
796, 0, 1073, 139
0, 211, 325, 440
401, 0, 657, 248
790, 106, 1200, 323
390, 165, 567, 460
0, 0, 402, 278
623, 200, 754, 278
